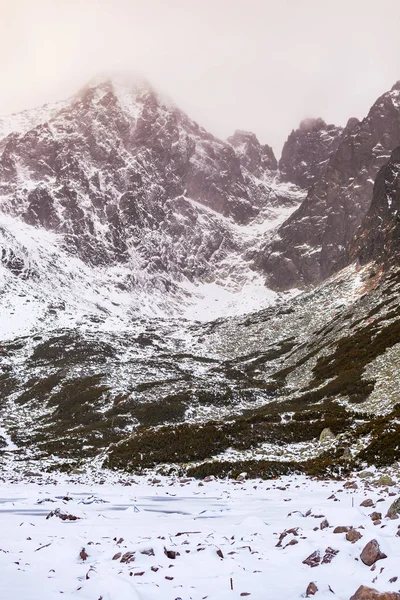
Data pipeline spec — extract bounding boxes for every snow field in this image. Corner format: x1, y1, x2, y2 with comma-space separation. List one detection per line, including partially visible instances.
1, 474, 400, 599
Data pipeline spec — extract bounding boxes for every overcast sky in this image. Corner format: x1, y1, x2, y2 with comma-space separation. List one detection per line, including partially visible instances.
1, 0, 400, 155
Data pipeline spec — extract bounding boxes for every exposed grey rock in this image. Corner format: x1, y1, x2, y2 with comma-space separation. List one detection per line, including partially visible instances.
319, 428, 335, 442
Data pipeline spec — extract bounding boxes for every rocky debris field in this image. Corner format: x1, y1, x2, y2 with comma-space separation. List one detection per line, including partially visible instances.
2, 471, 400, 599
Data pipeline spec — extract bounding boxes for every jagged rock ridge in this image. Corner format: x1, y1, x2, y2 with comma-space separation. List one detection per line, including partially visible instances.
349, 146, 400, 267
258, 81, 400, 290
279, 117, 346, 189
0, 77, 302, 287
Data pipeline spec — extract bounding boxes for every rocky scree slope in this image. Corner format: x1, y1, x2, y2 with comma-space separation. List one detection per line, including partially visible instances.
258, 82, 400, 290
2, 258, 400, 479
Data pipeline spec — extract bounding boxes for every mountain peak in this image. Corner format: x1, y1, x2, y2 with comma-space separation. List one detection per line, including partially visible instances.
298, 117, 327, 133
279, 117, 343, 188
76, 73, 175, 115
227, 129, 277, 174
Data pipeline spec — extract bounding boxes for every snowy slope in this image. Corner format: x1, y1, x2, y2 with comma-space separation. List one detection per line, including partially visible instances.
0, 101, 66, 144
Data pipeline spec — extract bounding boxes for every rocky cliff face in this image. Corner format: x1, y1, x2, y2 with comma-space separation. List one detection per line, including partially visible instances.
227, 130, 278, 176
0, 78, 295, 282
349, 147, 400, 268
279, 117, 345, 189
257, 82, 400, 290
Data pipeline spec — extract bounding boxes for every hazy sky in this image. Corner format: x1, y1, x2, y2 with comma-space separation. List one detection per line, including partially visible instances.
1, 0, 400, 155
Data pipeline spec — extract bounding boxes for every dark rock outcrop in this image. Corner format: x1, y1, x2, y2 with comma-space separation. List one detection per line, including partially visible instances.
227, 130, 278, 177
348, 147, 400, 268
279, 117, 344, 189
258, 82, 400, 290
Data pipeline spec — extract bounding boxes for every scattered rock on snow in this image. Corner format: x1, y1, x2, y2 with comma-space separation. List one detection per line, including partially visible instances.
320, 518, 329, 530
333, 526, 350, 533
360, 499, 375, 508
346, 529, 363, 543
370, 512, 382, 522
303, 550, 321, 568
306, 582, 318, 597
322, 547, 339, 564
344, 481, 358, 489
360, 540, 387, 566
79, 548, 88, 561
46, 508, 79, 521
349, 585, 400, 599
164, 547, 179, 559
120, 551, 135, 564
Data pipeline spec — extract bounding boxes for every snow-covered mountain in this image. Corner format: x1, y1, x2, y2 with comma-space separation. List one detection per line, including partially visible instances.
1, 76, 400, 484
0, 77, 307, 336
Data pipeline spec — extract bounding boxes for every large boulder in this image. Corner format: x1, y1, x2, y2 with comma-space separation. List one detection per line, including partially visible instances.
360, 539, 387, 566
350, 585, 400, 599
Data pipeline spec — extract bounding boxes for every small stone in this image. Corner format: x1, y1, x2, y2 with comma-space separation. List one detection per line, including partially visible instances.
284, 539, 298, 548
344, 481, 358, 489
79, 548, 88, 561
164, 548, 179, 559
319, 428, 335, 442
322, 547, 339, 564
120, 551, 136, 564
203, 476, 214, 482
306, 582, 318, 597
370, 512, 382, 522
360, 540, 387, 566
320, 518, 329, 530
350, 585, 400, 599
333, 525, 350, 533
302, 550, 321, 568
346, 529, 363, 543
360, 499, 375, 508
389, 577, 398, 583
112, 552, 122, 560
